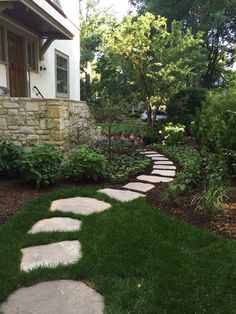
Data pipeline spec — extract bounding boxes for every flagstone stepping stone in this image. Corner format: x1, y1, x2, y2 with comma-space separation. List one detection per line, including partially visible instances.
151, 157, 169, 161
140, 151, 158, 154
153, 165, 176, 170
151, 170, 176, 177
50, 197, 111, 215
28, 217, 82, 234
98, 188, 144, 202
137, 175, 173, 183
154, 161, 174, 165
123, 182, 155, 193
145, 154, 164, 158
1, 280, 104, 314
21, 241, 81, 272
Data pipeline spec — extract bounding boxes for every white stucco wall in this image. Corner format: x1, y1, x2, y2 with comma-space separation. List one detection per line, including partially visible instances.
0, 0, 80, 100
30, 0, 80, 100
0, 63, 7, 87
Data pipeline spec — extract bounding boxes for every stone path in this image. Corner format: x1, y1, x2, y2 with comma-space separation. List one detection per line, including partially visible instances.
0, 148, 175, 314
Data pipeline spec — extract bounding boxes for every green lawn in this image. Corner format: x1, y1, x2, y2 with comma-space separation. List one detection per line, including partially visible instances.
1, 186, 236, 313
100, 119, 147, 136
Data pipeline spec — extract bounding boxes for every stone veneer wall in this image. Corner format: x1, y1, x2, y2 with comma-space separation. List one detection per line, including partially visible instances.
0, 97, 99, 148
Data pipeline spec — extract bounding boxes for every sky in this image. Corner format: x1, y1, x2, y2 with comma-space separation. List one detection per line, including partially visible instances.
98, 0, 133, 20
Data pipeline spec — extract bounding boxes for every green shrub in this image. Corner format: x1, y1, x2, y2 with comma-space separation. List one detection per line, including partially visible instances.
95, 139, 139, 157
141, 127, 159, 144
65, 146, 107, 181
0, 141, 24, 177
194, 89, 236, 176
167, 88, 207, 133
20, 144, 63, 188
160, 123, 185, 145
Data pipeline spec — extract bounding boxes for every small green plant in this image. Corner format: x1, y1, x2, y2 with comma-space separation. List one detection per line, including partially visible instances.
160, 123, 185, 145
64, 146, 107, 181
163, 182, 185, 204
20, 144, 63, 189
191, 183, 228, 219
107, 154, 150, 183
0, 141, 24, 177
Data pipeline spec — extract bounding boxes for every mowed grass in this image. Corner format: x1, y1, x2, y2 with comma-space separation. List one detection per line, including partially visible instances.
1, 186, 236, 313
100, 119, 146, 136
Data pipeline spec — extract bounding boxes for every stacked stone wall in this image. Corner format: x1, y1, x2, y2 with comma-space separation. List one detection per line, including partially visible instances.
0, 97, 99, 148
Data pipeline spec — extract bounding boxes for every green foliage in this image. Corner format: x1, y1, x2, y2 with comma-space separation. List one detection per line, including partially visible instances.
64, 146, 107, 181
95, 139, 139, 157
195, 89, 236, 176
131, 0, 236, 87
191, 183, 228, 219
141, 127, 159, 144
20, 144, 63, 189
107, 154, 150, 183
160, 123, 185, 145
0, 141, 24, 177
167, 88, 207, 133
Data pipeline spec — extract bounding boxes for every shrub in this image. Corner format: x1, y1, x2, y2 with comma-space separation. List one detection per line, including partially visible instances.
64, 146, 107, 181
0, 141, 24, 177
20, 144, 63, 188
141, 127, 159, 145
167, 88, 207, 133
160, 123, 185, 145
194, 89, 236, 176
95, 139, 139, 157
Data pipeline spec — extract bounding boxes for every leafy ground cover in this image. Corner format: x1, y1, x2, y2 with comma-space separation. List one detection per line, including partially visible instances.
1, 187, 236, 313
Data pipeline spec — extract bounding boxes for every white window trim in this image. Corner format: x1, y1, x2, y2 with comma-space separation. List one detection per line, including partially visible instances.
55, 49, 70, 98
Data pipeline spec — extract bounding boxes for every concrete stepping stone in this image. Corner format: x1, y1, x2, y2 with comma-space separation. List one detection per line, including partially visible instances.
28, 217, 82, 234
98, 188, 144, 202
153, 165, 176, 170
154, 161, 174, 165
21, 241, 81, 272
123, 182, 155, 193
151, 170, 176, 177
151, 157, 169, 161
51, 197, 111, 215
1, 280, 104, 314
137, 175, 173, 183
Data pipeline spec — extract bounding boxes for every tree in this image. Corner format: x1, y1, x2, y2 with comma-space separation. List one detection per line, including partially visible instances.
104, 13, 206, 124
129, 0, 236, 88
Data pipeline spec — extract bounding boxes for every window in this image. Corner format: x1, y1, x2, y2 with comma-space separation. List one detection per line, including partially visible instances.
56, 50, 69, 97
27, 40, 37, 71
0, 26, 5, 62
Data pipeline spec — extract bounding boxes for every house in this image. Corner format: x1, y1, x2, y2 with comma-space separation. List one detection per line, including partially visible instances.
0, 0, 98, 147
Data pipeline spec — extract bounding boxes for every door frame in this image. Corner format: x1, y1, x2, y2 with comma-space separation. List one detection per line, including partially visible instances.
0, 16, 39, 97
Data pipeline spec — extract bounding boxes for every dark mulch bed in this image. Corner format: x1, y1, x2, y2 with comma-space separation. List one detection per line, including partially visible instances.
146, 183, 236, 240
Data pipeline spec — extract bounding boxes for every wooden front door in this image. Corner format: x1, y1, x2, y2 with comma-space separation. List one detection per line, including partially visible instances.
8, 31, 26, 97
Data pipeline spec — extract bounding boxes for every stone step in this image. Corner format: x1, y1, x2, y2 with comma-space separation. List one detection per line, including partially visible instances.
140, 151, 158, 155
151, 170, 176, 177
151, 157, 169, 161
98, 188, 144, 202
154, 161, 174, 165
21, 241, 81, 272
145, 154, 165, 158
28, 217, 82, 234
1, 280, 104, 314
123, 182, 155, 193
137, 175, 174, 183
50, 197, 111, 215
153, 165, 176, 170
